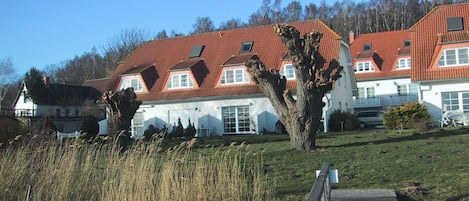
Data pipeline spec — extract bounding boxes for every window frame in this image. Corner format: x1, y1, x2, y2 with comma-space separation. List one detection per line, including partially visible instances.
222, 105, 251, 134
439, 47, 469, 67
355, 61, 375, 73
396, 58, 411, 70
220, 68, 250, 85
167, 73, 194, 90
120, 78, 144, 92
280, 64, 296, 80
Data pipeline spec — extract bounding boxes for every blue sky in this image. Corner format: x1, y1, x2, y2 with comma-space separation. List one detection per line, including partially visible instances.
1, 0, 322, 76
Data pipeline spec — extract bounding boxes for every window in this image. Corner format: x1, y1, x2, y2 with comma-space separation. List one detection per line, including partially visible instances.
131, 112, 144, 138
220, 69, 250, 85
240, 42, 253, 53
357, 87, 375, 99
167, 74, 194, 89
280, 64, 295, 80
447, 17, 464, 32
189, 45, 204, 58
222, 106, 251, 134
442, 92, 469, 113
398, 83, 418, 96
120, 78, 143, 92
403, 40, 411, 47
355, 61, 375, 72
439, 47, 469, 67
363, 43, 372, 51
396, 58, 411, 69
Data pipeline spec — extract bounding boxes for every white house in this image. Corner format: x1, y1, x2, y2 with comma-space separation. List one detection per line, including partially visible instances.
84, 20, 357, 138
350, 30, 418, 112
409, 3, 469, 126
14, 82, 103, 133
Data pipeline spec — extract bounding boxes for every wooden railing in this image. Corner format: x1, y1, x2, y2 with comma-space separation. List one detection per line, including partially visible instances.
307, 162, 331, 201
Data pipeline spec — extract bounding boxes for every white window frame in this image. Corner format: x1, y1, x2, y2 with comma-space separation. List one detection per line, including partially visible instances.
442, 91, 469, 113
131, 112, 144, 138
357, 87, 375, 99
439, 47, 469, 67
397, 83, 418, 96
120, 78, 143, 92
222, 105, 251, 134
167, 73, 194, 89
220, 68, 250, 85
396, 58, 411, 69
280, 64, 296, 80
355, 61, 375, 73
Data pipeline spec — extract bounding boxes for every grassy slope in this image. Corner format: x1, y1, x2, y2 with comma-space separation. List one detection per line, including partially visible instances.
198, 127, 469, 201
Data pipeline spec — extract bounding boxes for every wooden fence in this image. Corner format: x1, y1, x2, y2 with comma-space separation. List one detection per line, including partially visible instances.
306, 162, 331, 201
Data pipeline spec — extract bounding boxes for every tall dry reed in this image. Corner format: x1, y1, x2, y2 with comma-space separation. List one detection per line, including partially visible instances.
0, 140, 274, 201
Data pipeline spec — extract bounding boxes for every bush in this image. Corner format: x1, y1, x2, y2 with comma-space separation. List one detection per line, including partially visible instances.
80, 115, 99, 140
328, 110, 359, 131
383, 102, 432, 132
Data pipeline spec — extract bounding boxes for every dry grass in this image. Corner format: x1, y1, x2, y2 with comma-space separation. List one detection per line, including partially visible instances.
0, 141, 273, 201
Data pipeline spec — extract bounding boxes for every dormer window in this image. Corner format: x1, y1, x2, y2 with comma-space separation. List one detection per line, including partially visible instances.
167, 74, 194, 89
439, 47, 469, 67
447, 17, 464, 32
363, 43, 372, 51
280, 64, 296, 80
240, 42, 253, 53
120, 78, 143, 92
220, 68, 250, 85
355, 61, 375, 72
396, 58, 411, 70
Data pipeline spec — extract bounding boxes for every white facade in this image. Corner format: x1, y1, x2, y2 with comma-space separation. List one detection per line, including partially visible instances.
129, 42, 356, 138
354, 77, 418, 110
419, 80, 469, 126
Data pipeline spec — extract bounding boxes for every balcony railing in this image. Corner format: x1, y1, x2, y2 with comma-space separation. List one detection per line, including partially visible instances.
389, 95, 418, 106
353, 97, 382, 108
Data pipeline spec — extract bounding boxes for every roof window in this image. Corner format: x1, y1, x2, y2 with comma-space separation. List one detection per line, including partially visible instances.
363, 43, 372, 51
189, 45, 204, 58
240, 41, 253, 53
403, 40, 410, 47
447, 17, 464, 32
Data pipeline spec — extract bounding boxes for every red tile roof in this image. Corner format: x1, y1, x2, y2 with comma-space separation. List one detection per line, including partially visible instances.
409, 3, 469, 81
99, 20, 342, 102
350, 30, 411, 81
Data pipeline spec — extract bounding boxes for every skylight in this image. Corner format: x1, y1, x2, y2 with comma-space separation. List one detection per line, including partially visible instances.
189, 45, 205, 58
240, 42, 253, 53
447, 17, 464, 32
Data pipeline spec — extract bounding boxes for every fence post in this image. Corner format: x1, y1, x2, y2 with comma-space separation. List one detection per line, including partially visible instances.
307, 162, 331, 201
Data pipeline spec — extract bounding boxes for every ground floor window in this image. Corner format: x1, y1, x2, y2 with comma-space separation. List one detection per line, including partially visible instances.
222, 105, 250, 134
442, 91, 469, 113
131, 112, 144, 137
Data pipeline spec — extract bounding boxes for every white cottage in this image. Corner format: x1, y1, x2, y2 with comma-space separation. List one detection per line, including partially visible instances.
409, 3, 469, 126
84, 20, 357, 138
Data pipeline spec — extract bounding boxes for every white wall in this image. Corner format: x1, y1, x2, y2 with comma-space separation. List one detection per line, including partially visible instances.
420, 80, 469, 126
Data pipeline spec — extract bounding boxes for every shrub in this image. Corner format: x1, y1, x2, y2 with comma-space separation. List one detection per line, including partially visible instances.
383, 102, 432, 132
328, 110, 359, 131
80, 115, 99, 140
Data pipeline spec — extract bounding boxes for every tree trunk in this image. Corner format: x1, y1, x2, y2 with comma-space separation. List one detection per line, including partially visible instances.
245, 24, 343, 151
102, 87, 142, 152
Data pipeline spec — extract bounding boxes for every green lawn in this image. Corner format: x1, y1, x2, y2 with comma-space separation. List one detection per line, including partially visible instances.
189, 127, 469, 201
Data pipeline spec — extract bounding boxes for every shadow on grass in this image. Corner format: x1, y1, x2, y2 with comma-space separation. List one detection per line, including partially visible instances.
445, 193, 469, 201
322, 128, 469, 148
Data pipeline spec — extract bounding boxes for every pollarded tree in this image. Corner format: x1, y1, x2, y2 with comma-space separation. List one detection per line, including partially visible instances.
245, 24, 343, 151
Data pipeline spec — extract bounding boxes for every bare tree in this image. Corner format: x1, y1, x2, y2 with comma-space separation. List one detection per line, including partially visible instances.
283, 1, 303, 22
155, 30, 168, 39
219, 18, 247, 30
192, 17, 215, 34
55, 49, 105, 85
102, 28, 151, 76
245, 24, 343, 151
0, 58, 17, 86
102, 88, 142, 152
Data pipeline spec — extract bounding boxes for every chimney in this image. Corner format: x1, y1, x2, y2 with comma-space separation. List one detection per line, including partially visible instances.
349, 31, 355, 44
